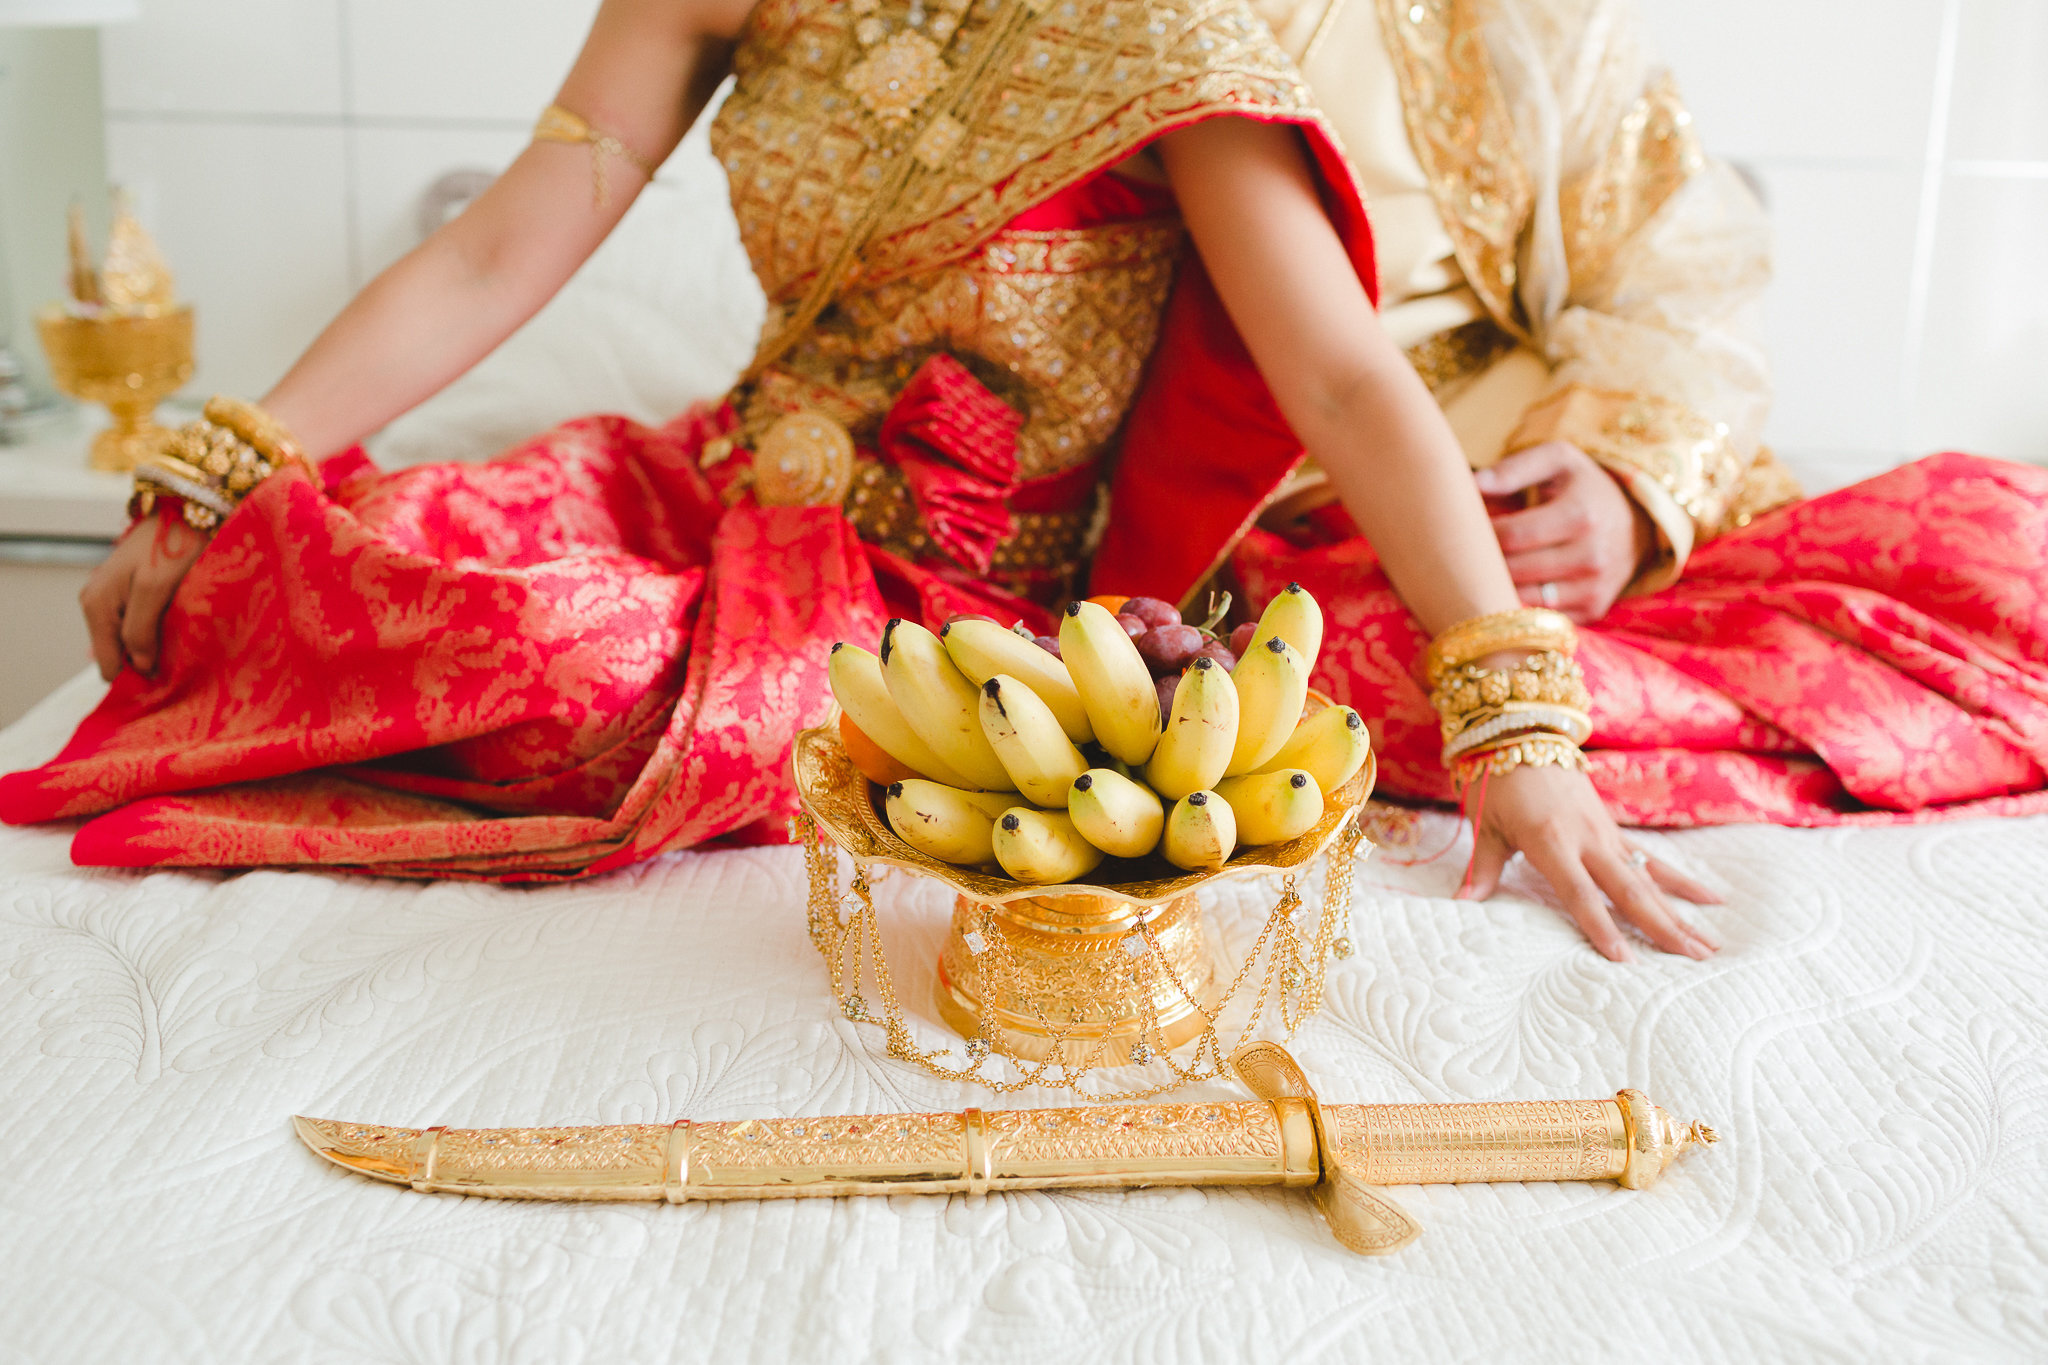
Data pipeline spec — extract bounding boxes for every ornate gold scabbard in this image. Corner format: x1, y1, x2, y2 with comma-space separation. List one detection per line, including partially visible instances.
294, 1044, 1715, 1255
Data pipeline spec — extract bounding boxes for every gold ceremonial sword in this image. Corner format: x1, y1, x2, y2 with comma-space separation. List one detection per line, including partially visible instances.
293, 1043, 1716, 1255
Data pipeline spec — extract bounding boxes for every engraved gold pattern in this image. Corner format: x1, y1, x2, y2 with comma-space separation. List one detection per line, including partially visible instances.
433, 1124, 670, 1175
1326, 1099, 1628, 1184
936, 892, 1220, 1063
691, 1112, 968, 1173
983, 1100, 1283, 1165
294, 1050, 1716, 1257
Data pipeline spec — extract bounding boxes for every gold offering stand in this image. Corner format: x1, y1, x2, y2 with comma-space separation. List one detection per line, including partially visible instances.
292, 707, 1721, 1255
37, 197, 195, 472
792, 692, 1375, 1096
37, 304, 195, 472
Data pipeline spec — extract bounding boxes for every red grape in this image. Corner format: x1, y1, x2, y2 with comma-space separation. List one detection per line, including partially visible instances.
1193, 639, 1237, 672
1136, 623, 1204, 673
1229, 621, 1258, 657
1155, 673, 1180, 718
945, 613, 1000, 626
1116, 613, 1149, 639
1033, 634, 1062, 659
1122, 596, 1182, 630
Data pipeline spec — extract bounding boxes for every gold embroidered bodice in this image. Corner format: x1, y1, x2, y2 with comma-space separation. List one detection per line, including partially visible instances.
706, 0, 1325, 588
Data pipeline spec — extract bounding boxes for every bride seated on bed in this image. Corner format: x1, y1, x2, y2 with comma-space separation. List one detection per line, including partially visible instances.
4, 0, 2044, 962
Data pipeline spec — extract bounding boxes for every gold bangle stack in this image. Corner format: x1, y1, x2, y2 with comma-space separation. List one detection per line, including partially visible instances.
1426, 609, 1593, 784
129, 395, 304, 532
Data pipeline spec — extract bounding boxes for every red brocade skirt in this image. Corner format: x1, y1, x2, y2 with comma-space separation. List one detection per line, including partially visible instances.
3, 438, 2045, 879
1235, 452, 2048, 826
0, 408, 1050, 879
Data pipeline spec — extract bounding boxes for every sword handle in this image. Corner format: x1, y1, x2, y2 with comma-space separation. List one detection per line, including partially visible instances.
1323, 1091, 1703, 1189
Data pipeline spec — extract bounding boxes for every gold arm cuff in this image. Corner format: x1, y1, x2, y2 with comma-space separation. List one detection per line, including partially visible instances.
1424, 608, 1578, 686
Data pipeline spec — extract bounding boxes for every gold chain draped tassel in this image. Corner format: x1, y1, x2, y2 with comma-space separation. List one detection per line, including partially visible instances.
533, 103, 657, 209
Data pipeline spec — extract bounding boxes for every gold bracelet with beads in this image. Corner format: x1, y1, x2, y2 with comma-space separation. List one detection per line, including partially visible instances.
1424, 607, 1579, 687
129, 395, 304, 532
1431, 650, 1591, 733
1452, 731, 1591, 784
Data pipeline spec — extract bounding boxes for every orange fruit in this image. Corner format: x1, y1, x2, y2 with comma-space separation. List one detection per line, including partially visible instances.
1086, 594, 1132, 616
840, 711, 918, 786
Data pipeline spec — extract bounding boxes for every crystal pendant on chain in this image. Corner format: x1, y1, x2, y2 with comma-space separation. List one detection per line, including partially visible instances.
963, 929, 987, 955
842, 995, 870, 1021
965, 1035, 991, 1062
1332, 936, 1355, 960
1128, 1041, 1155, 1063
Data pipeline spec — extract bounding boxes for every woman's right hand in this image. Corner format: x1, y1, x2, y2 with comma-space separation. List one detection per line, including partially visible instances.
1461, 763, 1722, 962
79, 514, 209, 681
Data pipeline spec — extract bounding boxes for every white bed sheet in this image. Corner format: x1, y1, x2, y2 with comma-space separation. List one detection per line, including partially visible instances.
3, 670, 2045, 1363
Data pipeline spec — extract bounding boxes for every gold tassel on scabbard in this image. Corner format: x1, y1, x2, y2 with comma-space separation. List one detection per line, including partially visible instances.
294, 1043, 1716, 1256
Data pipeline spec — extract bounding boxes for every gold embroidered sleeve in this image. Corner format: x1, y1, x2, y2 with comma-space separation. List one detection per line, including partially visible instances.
1508, 384, 1794, 593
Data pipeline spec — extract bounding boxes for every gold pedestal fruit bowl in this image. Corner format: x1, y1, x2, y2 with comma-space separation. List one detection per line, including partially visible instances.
36, 304, 195, 472
793, 691, 1374, 1074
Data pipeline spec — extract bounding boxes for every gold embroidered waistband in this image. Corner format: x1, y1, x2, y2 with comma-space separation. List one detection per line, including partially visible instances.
844, 458, 1096, 593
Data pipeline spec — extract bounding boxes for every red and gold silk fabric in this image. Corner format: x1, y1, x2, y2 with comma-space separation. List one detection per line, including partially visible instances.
1234, 454, 2048, 825
0, 0, 1379, 877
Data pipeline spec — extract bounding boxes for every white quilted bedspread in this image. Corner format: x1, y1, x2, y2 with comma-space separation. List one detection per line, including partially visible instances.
4, 670, 2045, 1363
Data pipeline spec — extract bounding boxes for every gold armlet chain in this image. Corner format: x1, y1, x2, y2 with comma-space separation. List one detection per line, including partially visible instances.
534, 103, 657, 209
129, 395, 304, 533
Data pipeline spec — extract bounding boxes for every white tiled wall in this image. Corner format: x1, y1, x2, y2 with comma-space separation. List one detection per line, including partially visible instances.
100, 0, 601, 403
96, 0, 2048, 486
1637, 0, 2048, 483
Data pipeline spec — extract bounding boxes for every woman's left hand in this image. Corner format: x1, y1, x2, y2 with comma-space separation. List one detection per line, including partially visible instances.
1460, 763, 1723, 961
1476, 441, 1652, 624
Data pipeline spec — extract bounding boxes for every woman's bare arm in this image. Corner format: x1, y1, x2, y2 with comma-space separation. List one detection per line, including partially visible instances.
82, 0, 750, 679
1156, 118, 1517, 634
262, 0, 750, 456
1157, 117, 1720, 961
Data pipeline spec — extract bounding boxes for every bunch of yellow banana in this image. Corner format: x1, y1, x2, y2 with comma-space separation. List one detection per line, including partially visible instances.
826, 584, 1370, 884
